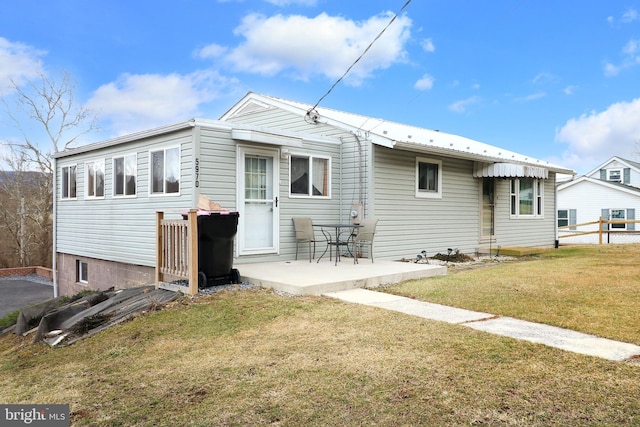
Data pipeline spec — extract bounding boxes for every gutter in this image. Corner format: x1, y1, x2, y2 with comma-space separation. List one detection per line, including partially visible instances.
52, 156, 58, 298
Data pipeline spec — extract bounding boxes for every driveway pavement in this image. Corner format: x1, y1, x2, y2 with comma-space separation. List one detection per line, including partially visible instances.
0, 277, 54, 318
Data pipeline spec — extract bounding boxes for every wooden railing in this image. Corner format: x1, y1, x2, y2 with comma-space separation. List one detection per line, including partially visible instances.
155, 209, 198, 295
558, 217, 640, 244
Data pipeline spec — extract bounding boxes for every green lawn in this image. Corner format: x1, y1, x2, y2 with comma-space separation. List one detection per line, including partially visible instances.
1, 245, 639, 426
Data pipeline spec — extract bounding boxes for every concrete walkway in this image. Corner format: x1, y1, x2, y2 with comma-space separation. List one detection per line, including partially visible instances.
324, 288, 640, 362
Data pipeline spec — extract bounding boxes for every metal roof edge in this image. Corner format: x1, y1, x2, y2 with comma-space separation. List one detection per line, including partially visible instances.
53, 120, 197, 158
53, 119, 237, 158
392, 141, 574, 175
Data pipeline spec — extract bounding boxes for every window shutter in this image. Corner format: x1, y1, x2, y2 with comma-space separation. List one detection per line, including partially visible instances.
600, 169, 606, 180
569, 209, 577, 230
628, 209, 635, 231
601, 208, 609, 230
623, 168, 631, 184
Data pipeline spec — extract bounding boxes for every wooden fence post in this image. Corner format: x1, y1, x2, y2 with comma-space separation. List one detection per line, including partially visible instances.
155, 211, 164, 288
598, 216, 603, 245
187, 209, 199, 296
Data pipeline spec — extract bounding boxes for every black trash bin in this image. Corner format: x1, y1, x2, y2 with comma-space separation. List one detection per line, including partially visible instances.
185, 211, 240, 288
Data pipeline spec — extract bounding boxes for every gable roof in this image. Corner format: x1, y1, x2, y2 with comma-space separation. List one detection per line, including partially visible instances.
222, 92, 574, 175
558, 175, 640, 197
586, 156, 640, 176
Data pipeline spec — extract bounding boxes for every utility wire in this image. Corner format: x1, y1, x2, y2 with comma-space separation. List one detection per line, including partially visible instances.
308, 0, 413, 115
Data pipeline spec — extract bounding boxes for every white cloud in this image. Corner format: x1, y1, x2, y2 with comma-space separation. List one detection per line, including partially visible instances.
604, 38, 640, 76
414, 73, 434, 90
532, 72, 556, 84
195, 43, 227, 59
563, 85, 578, 95
621, 8, 639, 23
515, 92, 547, 102
622, 39, 639, 56
420, 38, 435, 53
555, 98, 640, 171
219, 12, 412, 85
604, 62, 620, 77
0, 37, 45, 90
86, 71, 239, 135
448, 96, 479, 113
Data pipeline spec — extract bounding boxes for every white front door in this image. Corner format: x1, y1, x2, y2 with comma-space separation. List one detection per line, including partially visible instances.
237, 146, 279, 255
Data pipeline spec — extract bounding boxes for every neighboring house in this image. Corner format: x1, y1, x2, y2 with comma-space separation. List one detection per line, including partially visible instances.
557, 156, 640, 244
52, 92, 573, 295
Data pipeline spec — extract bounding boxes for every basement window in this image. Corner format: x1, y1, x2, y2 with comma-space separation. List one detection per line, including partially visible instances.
76, 260, 88, 284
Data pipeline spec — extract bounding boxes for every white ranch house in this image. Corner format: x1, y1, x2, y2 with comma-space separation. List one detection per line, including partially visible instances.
52, 92, 574, 296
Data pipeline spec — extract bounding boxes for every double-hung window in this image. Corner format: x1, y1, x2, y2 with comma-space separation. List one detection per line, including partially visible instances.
113, 153, 137, 197
603, 208, 636, 230
61, 165, 77, 199
150, 147, 180, 195
558, 210, 569, 227
290, 154, 330, 197
610, 209, 626, 229
416, 157, 442, 198
86, 160, 105, 198
510, 178, 543, 217
608, 169, 622, 183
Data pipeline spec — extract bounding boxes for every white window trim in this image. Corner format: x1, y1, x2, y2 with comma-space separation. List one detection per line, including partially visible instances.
557, 209, 569, 227
608, 169, 622, 182
76, 260, 88, 284
85, 159, 106, 200
113, 153, 138, 198
288, 153, 332, 199
149, 146, 181, 197
510, 178, 544, 218
609, 208, 627, 230
415, 157, 442, 199
60, 164, 78, 200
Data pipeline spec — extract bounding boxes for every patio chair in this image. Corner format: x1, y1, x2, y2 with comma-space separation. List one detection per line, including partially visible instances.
352, 218, 379, 264
292, 217, 320, 262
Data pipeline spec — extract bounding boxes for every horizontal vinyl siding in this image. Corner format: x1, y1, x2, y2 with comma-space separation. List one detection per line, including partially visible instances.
56, 129, 195, 267
226, 108, 352, 262
372, 146, 480, 260
559, 180, 640, 225
198, 127, 238, 209
493, 174, 557, 247
275, 139, 344, 263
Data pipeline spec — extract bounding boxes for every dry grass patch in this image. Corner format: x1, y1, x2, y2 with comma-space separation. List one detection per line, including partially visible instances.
387, 244, 640, 345
1, 286, 640, 426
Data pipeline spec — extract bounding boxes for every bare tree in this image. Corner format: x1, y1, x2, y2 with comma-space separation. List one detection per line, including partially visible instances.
0, 71, 98, 268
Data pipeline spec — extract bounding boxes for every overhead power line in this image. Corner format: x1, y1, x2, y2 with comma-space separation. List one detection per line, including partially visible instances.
307, 0, 413, 119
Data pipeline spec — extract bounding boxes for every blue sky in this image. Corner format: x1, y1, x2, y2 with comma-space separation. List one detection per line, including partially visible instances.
1, 0, 640, 174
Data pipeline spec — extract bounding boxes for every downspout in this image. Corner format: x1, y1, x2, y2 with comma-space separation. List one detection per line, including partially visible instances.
352, 132, 364, 206
339, 138, 343, 222
52, 157, 58, 298
554, 174, 559, 248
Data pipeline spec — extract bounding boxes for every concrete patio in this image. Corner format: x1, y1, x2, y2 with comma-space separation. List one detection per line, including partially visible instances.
237, 258, 447, 296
